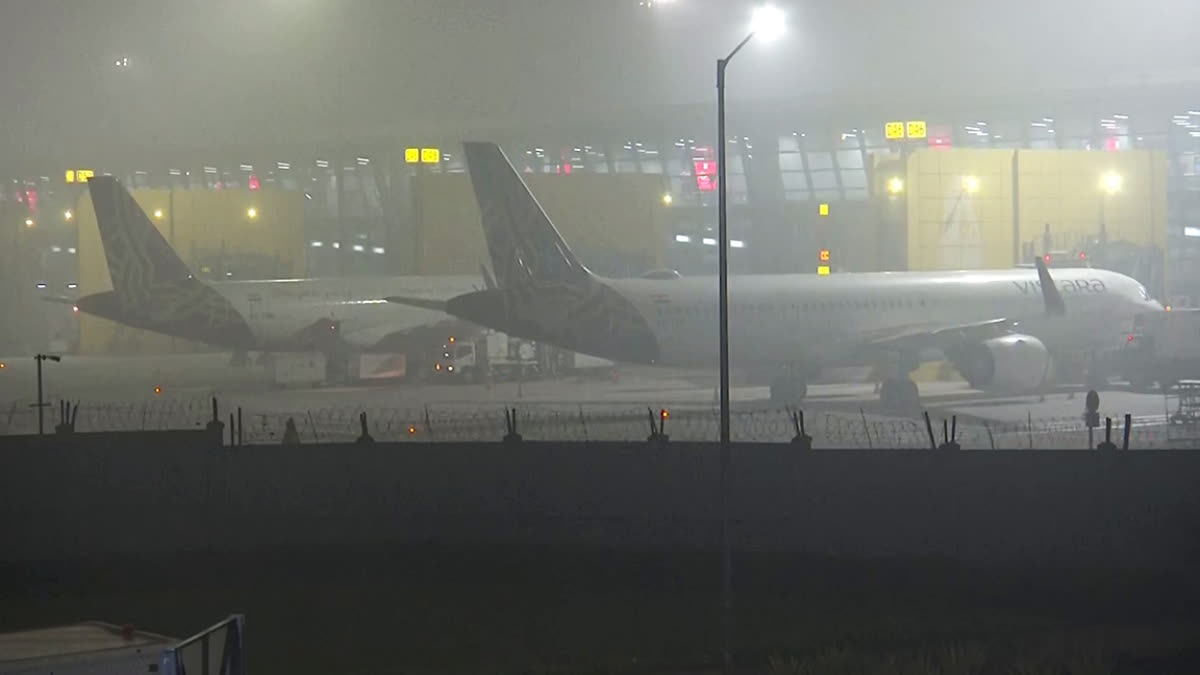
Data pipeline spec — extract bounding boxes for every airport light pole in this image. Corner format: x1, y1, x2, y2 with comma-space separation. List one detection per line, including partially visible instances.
716, 6, 784, 674
34, 354, 61, 435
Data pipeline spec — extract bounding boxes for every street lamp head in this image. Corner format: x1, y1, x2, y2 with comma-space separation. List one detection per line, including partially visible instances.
1100, 171, 1122, 195
749, 4, 786, 43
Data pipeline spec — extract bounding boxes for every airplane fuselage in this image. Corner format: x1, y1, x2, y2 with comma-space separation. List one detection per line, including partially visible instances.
214, 275, 481, 350
78, 275, 481, 352
479, 266, 1160, 368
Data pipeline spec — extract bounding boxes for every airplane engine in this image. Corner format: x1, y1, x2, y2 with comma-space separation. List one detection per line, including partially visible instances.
949, 334, 1053, 393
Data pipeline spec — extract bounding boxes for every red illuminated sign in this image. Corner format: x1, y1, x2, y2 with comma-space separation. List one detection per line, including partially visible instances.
693, 159, 717, 192
248, 174, 260, 191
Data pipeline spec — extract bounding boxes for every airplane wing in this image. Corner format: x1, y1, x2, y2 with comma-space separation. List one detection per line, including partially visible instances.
480, 264, 497, 291
861, 317, 1014, 354
385, 296, 448, 312
860, 256, 1065, 355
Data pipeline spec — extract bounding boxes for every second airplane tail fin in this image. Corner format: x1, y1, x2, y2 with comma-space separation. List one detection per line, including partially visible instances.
462, 142, 591, 290
87, 176, 193, 297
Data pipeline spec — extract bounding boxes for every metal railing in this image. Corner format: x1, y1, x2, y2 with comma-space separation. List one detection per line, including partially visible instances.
3, 395, 1196, 449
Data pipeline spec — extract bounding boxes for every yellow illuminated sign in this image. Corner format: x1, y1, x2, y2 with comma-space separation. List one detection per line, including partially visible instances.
817, 265, 831, 276
819, 249, 831, 262
404, 148, 420, 164
420, 148, 441, 164
65, 169, 94, 183
818, 203, 830, 217
885, 121, 905, 140
905, 120, 927, 139
65, 170, 75, 183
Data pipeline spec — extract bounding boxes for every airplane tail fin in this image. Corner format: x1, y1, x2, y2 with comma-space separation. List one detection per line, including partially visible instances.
462, 142, 591, 289
87, 176, 192, 296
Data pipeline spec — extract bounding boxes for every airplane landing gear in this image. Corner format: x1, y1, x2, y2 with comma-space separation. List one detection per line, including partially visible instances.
879, 376, 920, 412
769, 375, 808, 404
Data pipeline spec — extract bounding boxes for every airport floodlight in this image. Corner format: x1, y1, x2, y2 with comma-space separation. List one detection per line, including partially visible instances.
662, 193, 674, 205
64, 210, 73, 221
962, 175, 980, 194
246, 207, 258, 219
749, 4, 786, 43
887, 176, 905, 195
718, 2, 788, 443
1100, 171, 1122, 195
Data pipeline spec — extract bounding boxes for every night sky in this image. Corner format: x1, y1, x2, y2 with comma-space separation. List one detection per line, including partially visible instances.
1, 0, 1196, 154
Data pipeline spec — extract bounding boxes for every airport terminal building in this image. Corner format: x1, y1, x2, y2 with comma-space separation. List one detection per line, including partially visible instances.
3, 78, 1200, 353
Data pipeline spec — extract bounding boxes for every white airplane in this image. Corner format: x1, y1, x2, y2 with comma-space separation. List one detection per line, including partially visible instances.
388, 142, 1164, 409
69, 176, 482, 363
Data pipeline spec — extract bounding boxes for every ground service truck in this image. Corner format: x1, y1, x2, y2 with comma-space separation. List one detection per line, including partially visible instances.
436, 332, 539, 382
1120, 309, 1200, 391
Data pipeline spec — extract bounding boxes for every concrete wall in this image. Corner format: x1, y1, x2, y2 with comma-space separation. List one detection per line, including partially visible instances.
905, 148, 1168, 272
74, 188, 307, 355
3, 435, 1198, 572
906, 148, 1017, 270
409, 173, 668, 277
1017, 149, 1168, 253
